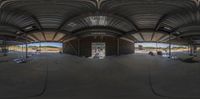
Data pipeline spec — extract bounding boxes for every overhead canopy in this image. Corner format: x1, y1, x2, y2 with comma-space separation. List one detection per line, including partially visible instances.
0, 0, 200, 44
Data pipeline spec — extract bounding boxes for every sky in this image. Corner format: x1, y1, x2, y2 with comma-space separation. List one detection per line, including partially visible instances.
135, 43, 187, 48
27, 42, 63, 48
136, 43, 168, 48
18, 42, 186, 48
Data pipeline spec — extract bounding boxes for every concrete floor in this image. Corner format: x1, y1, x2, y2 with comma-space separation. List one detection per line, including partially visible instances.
0, 53, 200, 99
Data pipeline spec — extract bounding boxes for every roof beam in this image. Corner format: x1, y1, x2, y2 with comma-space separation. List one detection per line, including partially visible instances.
157, 34, 168, 42
171, 23, 200, 33
26, 28, 70, 35
71, 26, 125, 36
151, 15, 168, 41
113, 13, 139, 31
0, 23, 24, 32
0, 30, 17, 36
30, 15, 47, 41
55, 12, 138, 34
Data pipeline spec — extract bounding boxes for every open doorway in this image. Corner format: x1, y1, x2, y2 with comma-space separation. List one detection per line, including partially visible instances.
8, 42, 63, 57
91, 42, 106, 59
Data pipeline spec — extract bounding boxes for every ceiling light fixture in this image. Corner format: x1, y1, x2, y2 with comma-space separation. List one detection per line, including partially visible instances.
163, 27, 171, 31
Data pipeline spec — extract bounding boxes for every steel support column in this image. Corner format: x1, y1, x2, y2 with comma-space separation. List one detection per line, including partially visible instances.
40, 42, 42, 53
117, 38, 120, 56
3, 40, 8, 56
77, 39, 80, 56
188, 44, 190, 54
168, 33, 172, 58
133, 42, 135, 54
156, 42, 158, 52
25, 42, 28, 59
189, 44, 194, 55
193, 45, 197, 54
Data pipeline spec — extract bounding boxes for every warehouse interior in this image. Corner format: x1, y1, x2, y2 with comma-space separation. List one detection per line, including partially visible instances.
0, 0, 200, 99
